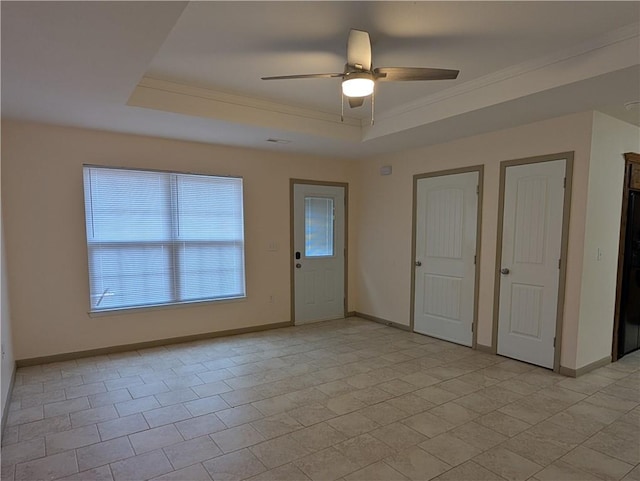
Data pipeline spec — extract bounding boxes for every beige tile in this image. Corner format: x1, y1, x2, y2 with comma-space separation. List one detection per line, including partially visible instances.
429, 402, 479, 426
289, 422, 347, 452
0, 438, 45, 467
19, 390, 66, 409
384, 445, 450, 480
192, 381, 233, 397
526, 420, 590, 446
359, 402, 409, 426
401, 411, 454, 438
448, 421, 506, 451
326, 393, 368, 416
216, 404, 263, 428
419, 433, 482, 466
128, 381, 170, 399
203, 448, 267, 480
336, 433, 393, 468
502, 431, 575, 466
175, 412, 226, 439
433, 460, 505, 481
252, 394, 299, 417
246, 463, 312, 481
163, 435, 222, 469
473, 446, 542, 481
70, 405, 118, 428
584, 392, 639, 413
15, 450, 78, 481
327, 411, 380, 438
45, 424, 100, 454
438, 379, 480, 396
284, 387, 328, 406
18, 414, 71, 441
143, 403, 192, 428
154, 388, 198, 406
287, 403, 337, 426
250, 434, 311, 469
454, 392, 507, 414
76, 436, 134, 471
535, 460, 602, 481
294, 447, 360, 481
475, 411, 531, 437
65, 382, 106, 400
98, 413, 149, 441
43, 398, 90, 418
623, 464, 640, 481
115, 395, 161, 417
210, 424, 266, 453
377, 379, 419, 396
88, 389, 132, 408
387, 393, 434, 415
317, 381, 357, 396
129, 424, 183, 454
57, 465, 114, 481
250, 413, 303, 439
370, 422, 428, 451
344, 460, 408, 481
184, 395, 230, 416
7, 406, 44, 427
152, 463, 212, 481
561, 446, 634, 481
104, 376, 144, 392
110, 449, 173, 481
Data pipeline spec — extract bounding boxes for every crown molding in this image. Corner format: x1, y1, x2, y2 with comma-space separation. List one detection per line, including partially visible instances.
128, 77, 362, 141
377, 22, 640, 123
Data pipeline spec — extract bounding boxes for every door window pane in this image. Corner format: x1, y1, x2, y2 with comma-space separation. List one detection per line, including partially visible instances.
305, 197, 334, 257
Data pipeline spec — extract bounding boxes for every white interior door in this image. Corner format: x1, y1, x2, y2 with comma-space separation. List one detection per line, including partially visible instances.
414, 171, 479, 346
497, 159, 566, 368
293, 183, 345, 324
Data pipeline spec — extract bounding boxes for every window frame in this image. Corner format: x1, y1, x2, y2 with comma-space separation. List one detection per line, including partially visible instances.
83, 164, 247, 315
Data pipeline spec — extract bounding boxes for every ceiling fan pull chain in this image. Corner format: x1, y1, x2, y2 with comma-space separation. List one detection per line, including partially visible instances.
371, 87, 375, 126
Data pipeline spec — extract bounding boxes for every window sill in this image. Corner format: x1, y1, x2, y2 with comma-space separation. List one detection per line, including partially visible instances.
87, 296, 247, 318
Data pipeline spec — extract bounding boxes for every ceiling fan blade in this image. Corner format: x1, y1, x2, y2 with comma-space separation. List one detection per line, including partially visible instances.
261, 73, 343, 80
347, 29, 371, 70
348, 97, 365, 108
374, 67, 459, 81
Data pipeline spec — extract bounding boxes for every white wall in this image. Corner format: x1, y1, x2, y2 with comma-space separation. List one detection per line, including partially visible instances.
1, 120, 357, 360
353, 112, 595, 370
576, 112, 640, 368
1, 190, 16, 430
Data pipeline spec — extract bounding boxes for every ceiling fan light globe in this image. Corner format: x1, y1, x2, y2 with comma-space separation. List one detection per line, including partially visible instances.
342, 77, 374, 98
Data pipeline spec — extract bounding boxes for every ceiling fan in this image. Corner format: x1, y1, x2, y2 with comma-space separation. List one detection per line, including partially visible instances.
261, 29, 460, 120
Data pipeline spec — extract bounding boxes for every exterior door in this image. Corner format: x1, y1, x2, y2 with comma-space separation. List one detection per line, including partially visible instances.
293, 183, 346, 324
497, 159, 566, 368
414, 171, 479, 346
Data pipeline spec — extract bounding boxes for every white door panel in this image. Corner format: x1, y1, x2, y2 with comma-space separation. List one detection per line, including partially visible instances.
497, 160, 565, 368
293, 184, 345, 324
414, 171, 478, 346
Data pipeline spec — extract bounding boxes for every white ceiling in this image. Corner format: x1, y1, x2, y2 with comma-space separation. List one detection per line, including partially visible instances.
2, 1, 639, 159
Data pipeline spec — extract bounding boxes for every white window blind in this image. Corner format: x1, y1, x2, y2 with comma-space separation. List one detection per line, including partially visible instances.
83, 166, 245, 312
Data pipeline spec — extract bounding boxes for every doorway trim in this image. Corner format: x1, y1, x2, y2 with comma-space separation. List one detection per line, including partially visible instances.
409, 165, 484, 348
491, 152, 573, 373
612, 152, 640, 361
289, 179, 349, 324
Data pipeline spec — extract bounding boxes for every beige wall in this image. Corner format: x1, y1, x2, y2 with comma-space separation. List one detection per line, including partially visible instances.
1, 121, 357, 360
576, 112, 640, 368
1, 206, 16, 428
353, 112, 595, 370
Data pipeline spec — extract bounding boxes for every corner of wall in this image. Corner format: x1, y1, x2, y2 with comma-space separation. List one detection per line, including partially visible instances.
1, 201, 17, 439
575, 111, 640, 369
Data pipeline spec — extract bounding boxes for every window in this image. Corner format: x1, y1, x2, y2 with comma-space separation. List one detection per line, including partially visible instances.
83, 166, 245, 312
304, 196, 334, 257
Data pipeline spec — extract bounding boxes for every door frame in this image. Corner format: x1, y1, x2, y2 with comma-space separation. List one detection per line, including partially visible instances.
289, 179, 349, 324
491, 152, 574, 373
611, 152, 640, 361
410, 165, 484, 348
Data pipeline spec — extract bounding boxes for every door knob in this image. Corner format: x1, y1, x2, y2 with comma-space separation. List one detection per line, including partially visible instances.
415, 261, 422, 267
296, 263, 302, 269
500, 268, 510, 275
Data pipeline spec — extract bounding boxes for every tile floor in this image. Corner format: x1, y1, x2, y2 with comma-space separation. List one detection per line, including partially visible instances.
1, 317, 639, 481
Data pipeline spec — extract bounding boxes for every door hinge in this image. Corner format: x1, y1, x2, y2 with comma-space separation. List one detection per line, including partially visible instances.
563, 177, 566, 188
471, 324, 474, 333
553, 337, 556, 347
558, 258, 561, 269
474, 255, 477, 265
476, 185, 480, 195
